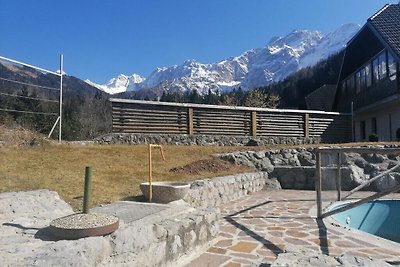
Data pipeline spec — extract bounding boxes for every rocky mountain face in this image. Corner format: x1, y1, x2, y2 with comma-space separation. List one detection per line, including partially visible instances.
87, 24, 360, 95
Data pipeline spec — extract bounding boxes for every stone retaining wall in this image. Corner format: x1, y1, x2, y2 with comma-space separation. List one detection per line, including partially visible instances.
219, 146, 400, 192
0, 190, 220, 266
95, 203, 219, 266
184, 172, 269, 208
270, 166, 357, 190
95, 133, 319, 146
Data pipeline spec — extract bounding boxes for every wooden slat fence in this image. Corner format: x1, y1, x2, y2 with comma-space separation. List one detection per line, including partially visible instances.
193, 108, 251, 136
110, 99, 352, 143
112, 102, 188, 134
257, 112, 305, 137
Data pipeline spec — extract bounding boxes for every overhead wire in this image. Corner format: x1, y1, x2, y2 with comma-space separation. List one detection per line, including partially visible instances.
0, 92, 59, 103
0, 55, 64, 140
0, 76, 60, 91
0, 55, 60, 76
0, 108, 58, 116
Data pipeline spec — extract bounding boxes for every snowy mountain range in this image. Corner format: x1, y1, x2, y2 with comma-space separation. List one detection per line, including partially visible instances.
86, 24, 360, 95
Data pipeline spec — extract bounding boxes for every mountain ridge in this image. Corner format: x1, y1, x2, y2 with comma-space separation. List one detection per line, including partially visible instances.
86, 24, 360, 95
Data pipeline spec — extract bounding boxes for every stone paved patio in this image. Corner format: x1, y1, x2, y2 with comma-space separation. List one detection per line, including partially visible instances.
182, 190, 400, 266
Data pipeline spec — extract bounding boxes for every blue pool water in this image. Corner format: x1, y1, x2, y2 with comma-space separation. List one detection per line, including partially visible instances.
331, 200, 400, 243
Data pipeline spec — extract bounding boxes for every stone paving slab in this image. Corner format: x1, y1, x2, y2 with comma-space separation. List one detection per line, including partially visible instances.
92, 201, 168, 223
183, 190, 400, 266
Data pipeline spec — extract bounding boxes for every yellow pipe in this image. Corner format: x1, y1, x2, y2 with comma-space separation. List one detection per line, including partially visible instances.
148, 144, 165, 202
148, 144, 152, 202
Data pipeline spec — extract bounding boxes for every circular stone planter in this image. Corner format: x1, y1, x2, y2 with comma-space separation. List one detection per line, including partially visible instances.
140, 181, 190, 203
49, 213, 119, 240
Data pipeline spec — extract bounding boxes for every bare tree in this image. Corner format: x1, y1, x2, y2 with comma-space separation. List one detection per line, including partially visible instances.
244, 89, 280, 108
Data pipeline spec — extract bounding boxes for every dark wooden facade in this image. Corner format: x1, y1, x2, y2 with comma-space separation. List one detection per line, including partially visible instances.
334, 27, 400, 112
333, 4, 400, 141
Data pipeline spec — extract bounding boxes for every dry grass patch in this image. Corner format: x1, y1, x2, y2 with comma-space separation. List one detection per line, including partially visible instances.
0, 144, 251, 210
0, 125, 52, 147
2, 135, 399, 211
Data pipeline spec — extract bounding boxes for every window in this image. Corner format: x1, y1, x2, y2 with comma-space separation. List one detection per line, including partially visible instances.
373, 57, 380, 82
388, 52, 397, 80
360, 121, 366, 140
347, 76, 355, 92
372, 117, 377, 134
356, 71, 361, 93
365, 64, 372, 87
360, 68, 366, 91
350, 76, 355, 91
379, 52, 387, 79
343, 50, 393, 95
372, 51, 388, 82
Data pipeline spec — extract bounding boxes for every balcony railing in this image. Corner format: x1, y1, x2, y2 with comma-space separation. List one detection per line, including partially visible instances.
353, 77, 399, 110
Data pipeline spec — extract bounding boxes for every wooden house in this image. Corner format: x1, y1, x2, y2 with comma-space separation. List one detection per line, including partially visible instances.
333, 4, 400, 141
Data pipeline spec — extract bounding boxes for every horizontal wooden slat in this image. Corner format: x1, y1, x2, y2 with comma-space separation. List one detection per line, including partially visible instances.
113, 117, 186, 122
113, 107, 185, 114
113, 128, 184, 133
193, 118, 248, 124
194, 115, 249, 120
259, 115, 303, 120
112, 124, 185, 130
194, 126, 249, 131
257, 133, 304, 137
112, 111, 186, 118
262, 124, 303, 127
261, 125, 303, 129
260, 130, 303, 134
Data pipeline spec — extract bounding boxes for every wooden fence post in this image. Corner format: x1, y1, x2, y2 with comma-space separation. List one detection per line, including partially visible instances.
304, 113, 310, 138
187, 107, 193, 135
336, 153, 342, 201
251, 111, 257, 137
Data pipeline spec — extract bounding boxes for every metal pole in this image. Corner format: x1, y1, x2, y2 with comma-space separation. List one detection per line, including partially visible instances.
323, 183, 400, 218
59, 54, 64, 143
343, 163, 400, 200
83, 167, 92, 214
47, 116, 60, 138
351, 101, 354, 142
149, 144, 153, 202
315, 151, 322, 218
336, 153, 341, 201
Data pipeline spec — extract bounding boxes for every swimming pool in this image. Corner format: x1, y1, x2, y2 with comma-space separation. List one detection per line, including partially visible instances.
330, 199, 400, 243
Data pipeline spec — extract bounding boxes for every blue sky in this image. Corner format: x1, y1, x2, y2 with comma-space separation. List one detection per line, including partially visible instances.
0, 0, 394, 83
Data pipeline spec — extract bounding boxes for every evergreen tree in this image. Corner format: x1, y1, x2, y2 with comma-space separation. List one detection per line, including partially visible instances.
188, 89, 202, 104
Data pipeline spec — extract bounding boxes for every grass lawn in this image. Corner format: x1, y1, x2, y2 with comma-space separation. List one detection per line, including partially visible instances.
0, 144, 252, 210
1, 124, 396, 211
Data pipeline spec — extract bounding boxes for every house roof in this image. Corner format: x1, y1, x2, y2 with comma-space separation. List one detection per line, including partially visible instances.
368, 4, 400, 59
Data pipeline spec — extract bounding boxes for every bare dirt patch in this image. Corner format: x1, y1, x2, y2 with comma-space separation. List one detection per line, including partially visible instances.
170, 158, 231, 175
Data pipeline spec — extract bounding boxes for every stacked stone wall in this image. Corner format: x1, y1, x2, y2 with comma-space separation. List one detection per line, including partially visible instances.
184, 172, 268, 208
218, 146, 400, 192
95, 133, 318, 146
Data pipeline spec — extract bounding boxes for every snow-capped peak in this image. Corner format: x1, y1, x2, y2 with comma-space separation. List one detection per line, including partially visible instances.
86, 73, 145, 94
268, 29, 323, 49
86, 24, 360, 95
300, 24, 360, 68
